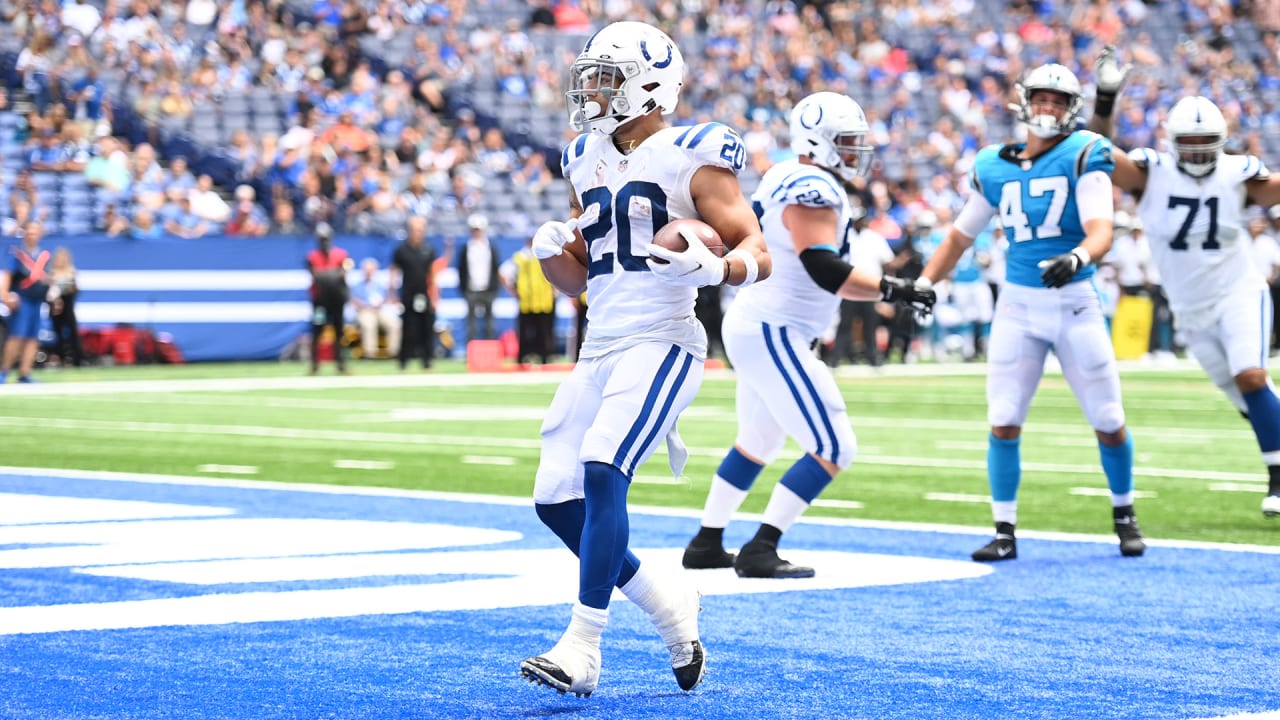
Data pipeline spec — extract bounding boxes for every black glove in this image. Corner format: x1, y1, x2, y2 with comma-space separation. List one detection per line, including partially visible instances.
880, 275, 936, 316
1039, 247, 1091, 288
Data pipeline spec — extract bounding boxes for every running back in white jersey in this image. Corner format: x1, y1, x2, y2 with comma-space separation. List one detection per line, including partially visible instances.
560, 122, 747, 359
732, 159, 852, 340
1132, 148, 1268, 315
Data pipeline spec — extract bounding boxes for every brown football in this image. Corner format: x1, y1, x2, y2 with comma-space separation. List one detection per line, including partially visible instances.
649, 218, 725, 264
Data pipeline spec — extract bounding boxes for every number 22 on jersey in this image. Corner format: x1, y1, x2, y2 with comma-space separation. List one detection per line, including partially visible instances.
998, 177, 1068, 242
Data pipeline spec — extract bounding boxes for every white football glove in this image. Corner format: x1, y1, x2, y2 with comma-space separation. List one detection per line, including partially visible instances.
1094, 45, 1131, 96
644, 227, 727, 287
532, 203, 600, 260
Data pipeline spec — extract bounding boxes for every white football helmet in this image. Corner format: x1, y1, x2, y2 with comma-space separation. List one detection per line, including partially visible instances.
566, 21, 684, 135
1014, 63, 1083, 138
1164, 95, 1227, 177
789, 91, 874, 181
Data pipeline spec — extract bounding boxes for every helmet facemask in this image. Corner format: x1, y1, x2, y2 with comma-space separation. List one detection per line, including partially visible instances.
568, 59, 638, 135
1013, 64, 1083, 138
1173, 134, 1225, 177
831, 132, 875, 181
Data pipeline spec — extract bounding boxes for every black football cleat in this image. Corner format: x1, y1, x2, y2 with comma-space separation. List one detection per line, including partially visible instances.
733, 540, 815, 579
682, 539, 736, 569
1113, 507, 1146, 557
972, 522, 1017, 562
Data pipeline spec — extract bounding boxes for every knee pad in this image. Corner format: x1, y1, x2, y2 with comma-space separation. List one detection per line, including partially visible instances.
1090, 400, 1126, 435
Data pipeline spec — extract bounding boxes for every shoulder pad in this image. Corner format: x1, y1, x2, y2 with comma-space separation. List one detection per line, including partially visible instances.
560, 133, 596, 175
669, 122, 747, 174
1075, 132, 1115, 177
1126, 147, 1160, 170
1240, 155, 1270, 182
772, 169, 845, 209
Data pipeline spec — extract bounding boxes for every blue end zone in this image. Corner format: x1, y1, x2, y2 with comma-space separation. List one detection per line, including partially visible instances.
0, 469, 1276, 720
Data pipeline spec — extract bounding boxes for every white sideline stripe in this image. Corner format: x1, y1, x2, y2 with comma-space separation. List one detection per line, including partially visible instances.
333, 459, 395, 471
1069, 487, 1157, 499
195, 464, 258, 475
77, 302, 312, 324
811, 499, 864, 510
1209, 482, 1270, 493
461, 455, 517, 466
924, 492, 990, 504
0, 415, 1268, 484
79, 270, 311, 291
2, 465, 1278, 554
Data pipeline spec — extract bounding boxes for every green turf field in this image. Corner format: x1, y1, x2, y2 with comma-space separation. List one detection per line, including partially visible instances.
3, 359, 1278, 546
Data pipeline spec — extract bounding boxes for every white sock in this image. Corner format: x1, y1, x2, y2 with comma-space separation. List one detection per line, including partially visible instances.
1111, 492, 1134, 509
700, 476, 750, 529
992, 501, 1017, 526
761, 484, 809, 534
567, 601, 608, 644
618, 565, 659, 617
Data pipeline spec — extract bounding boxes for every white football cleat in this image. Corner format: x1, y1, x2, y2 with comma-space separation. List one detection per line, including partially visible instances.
649, 582, 706, 691
520, 632, 601, 698
1263, 494, 1280, 518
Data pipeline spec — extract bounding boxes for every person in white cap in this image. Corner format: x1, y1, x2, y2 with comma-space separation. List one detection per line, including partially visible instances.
457, 213, 500, 343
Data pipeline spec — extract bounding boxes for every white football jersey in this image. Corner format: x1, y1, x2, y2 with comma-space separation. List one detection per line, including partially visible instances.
731, 159, 852, 340
560, 122, 747, 359
1132, 149, 1268, 314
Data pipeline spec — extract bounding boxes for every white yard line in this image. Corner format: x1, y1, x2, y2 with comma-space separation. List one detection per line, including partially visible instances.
811, 499, 865, 510
461, 455, 518, 466
1069, 487, 1157, 499
195, 464, 258, 475
333, 459, 395, 471
0, 415, 1266, 484
923, 492, 991, 503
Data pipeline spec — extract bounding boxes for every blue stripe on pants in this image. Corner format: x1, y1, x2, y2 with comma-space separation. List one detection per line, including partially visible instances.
612, 345, 681, 474
627, 350, 694, 476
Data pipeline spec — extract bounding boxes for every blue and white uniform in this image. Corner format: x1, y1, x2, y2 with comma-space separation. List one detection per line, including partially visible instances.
535, 122, 747, 501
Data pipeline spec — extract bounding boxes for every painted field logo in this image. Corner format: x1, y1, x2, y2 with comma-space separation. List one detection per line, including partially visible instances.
0, 492, 989, 636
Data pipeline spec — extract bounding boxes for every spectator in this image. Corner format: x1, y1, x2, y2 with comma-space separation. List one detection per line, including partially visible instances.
48, 246, 82, 368
319, 110, 372, 155
27, 128, 71, 172
390, 215, 437, 371
458, 213, 500, 343
164, 156, 197, 192
127, 208, 165, 240
0, 222, 52, 384
84, 135, 131, 193
226, 185, 270, 237
500, 234, 558, 365
835, 206, 895, 366
350, 257, 402, 360
306, 222, 351, 375
187, 174, 231, 223
160, 190, 211, 239
270, 197, 307, 235
16, 31, 55, 112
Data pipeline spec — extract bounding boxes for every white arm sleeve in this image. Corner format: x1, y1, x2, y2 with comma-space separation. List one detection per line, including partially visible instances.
953, 192, 996, 239
1075, 170, 1114, 224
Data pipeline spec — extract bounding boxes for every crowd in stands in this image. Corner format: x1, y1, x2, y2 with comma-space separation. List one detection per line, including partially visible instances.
3, 0, 1280, 361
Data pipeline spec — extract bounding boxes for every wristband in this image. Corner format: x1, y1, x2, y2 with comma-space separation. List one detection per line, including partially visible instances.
726, 248, 759, 287
1071, 246, 1093, 267
1095, 92, 1116, 118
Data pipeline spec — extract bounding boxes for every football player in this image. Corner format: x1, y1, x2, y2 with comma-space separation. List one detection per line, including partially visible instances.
519, 21, 772, 696
681, 91, 935, 579
1089, 46, 1280, 518
919, 63, 1144, 561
